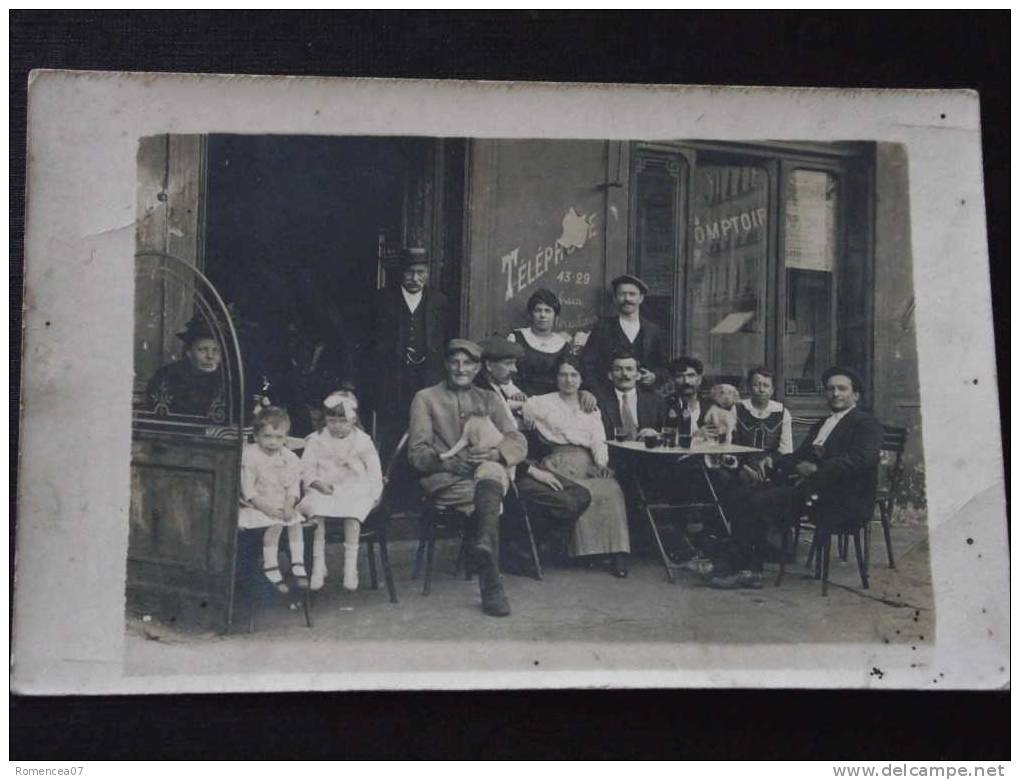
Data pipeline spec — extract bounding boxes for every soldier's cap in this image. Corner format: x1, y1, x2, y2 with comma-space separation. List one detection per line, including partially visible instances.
481, 338, 525, 361
445, 338, 483, 361
610, 274, 649, 295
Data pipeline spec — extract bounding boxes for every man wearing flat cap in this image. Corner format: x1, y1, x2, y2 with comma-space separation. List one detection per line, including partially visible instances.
701, 365, 884, 589
408, 339, 527, 617
475, 337, 593, 577
363, 247, 451, 457
581, 274, 667, 394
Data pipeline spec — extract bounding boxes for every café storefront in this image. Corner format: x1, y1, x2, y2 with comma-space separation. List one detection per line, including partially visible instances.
130, 134, 923, 628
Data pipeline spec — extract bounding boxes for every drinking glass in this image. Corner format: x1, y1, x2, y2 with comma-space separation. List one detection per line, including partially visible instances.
660, 426, 678, 448
613, 426, 630, 443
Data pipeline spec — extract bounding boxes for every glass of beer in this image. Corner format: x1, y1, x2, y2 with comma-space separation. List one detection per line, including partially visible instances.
661, 426, 678, 448
643, 431, 659, 449
614, 426, 630, 443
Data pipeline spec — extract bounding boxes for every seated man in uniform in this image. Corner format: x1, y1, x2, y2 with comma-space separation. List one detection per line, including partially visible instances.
702, 366, 884, 589
407, 339, 527, 617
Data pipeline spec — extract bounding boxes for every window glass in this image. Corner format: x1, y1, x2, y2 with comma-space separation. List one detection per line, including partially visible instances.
690, 163, 768, 385
784, 169, 839, 395
633, 155, 684, 351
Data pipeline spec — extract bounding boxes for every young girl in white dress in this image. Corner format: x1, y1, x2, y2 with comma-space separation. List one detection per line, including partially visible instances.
238, 407, 306, 592
297, 391, 383, 591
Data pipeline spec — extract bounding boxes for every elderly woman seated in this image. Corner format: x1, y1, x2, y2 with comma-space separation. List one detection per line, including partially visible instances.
143, 316, 227, 420
521, 355, 631, 578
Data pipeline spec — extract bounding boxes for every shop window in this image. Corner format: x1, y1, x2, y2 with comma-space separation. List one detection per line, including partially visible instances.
689, 163, 769, 385
783, 169, 839, 396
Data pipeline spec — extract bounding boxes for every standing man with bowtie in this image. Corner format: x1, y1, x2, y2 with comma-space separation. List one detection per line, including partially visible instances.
363, 246, 451, 458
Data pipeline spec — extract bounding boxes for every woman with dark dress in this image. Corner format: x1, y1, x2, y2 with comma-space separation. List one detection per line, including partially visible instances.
507, 289, 574, 397
143, 317, 227, 421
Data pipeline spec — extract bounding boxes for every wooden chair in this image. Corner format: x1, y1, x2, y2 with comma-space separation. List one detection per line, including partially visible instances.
233, 526, 313, 632
412, 479, 543, 595
310, 433, 406, 604
869, 425, 908, 570
776, 495, 869, 595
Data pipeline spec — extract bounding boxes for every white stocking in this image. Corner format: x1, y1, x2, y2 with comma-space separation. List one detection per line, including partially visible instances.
343, 518, 361, 591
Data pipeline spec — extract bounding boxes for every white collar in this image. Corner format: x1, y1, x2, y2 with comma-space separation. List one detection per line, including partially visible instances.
517, 327, 567, 354
826, 404, 856, 422
740, 398, 783, 416
401, 287, 423, 312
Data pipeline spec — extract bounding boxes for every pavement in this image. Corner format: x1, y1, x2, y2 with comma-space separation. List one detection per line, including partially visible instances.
125, 521, 934, 678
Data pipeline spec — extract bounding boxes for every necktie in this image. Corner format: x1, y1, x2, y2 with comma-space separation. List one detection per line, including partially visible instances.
620, 392, 638, 439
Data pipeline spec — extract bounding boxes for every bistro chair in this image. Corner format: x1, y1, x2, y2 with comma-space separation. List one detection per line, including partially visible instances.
868, 425, 908, 570
233, 525, 313, 633
412, 479, 543, 595
776, 494, 869, 595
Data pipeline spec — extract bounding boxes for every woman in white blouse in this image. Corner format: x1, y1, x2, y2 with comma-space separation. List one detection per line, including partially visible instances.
521, 355, 631, 577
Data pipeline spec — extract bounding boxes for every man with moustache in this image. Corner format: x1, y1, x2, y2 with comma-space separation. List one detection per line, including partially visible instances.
407, 339, 527, 617
475, 338, 593, 577
581, 274, 667, 393
364, 247, 450, 457
702, 366, 883, 589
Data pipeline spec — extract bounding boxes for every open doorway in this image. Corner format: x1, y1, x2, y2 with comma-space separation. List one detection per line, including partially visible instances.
203, 135, 463, 434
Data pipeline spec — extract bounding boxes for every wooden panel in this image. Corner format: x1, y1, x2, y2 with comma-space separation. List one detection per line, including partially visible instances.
127, 431, 240, 631
133, 134, 208, 389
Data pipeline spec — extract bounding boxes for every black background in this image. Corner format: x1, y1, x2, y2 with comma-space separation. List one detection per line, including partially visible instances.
10, 11, 1009, 760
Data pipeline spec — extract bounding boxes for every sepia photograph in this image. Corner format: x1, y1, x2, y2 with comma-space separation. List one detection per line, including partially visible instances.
13, 72, 1007, 694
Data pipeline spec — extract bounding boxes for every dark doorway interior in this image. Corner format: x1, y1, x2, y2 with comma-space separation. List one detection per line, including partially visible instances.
204, 135, 418, 427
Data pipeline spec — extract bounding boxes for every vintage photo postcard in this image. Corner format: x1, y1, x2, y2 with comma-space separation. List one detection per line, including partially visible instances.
13, 72, 1008, 694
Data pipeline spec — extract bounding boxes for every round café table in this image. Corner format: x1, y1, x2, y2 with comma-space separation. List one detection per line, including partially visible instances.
608, 440, 763, 583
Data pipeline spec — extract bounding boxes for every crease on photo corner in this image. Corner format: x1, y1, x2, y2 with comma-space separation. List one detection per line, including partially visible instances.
929, 477, 1009, 685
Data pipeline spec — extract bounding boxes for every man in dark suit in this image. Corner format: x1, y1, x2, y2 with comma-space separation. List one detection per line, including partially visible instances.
363, 247, 450, 457
581, 274, 667, 393
705, 366, 884, 589
595, 351, 667, 440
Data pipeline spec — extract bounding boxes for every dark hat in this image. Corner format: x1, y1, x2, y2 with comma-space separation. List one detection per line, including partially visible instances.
821, 365, 865, 394
445, 338, 483, 361
175, 316, 217, 347
481, 337, 525, 361
610, 274, 649, 295
398, 246, 430, 267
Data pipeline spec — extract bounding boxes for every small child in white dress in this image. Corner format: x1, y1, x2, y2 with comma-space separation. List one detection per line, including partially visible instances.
238, 407, 306, 593
297, 391, 384, 591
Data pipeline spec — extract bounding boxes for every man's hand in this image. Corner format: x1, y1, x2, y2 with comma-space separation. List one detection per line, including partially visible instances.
579, 390, 599, 414
529, 467, 563, 491
445, 456, 477, 476
591, 464, 613, 479
795, 461, 819, 479
506, 390, 528, 403
309, 480, 334, 495
466, 446, 502, 463
637, 367, 657, 386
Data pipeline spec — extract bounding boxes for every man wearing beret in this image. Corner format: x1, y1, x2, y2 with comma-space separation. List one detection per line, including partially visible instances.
581, 274, 667, 393
476, 338, 593, 577
702, 366, 884, 589
408, 339, 527, 617
363, 247, 452, 458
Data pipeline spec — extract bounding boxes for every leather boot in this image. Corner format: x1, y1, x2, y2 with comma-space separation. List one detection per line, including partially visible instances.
473, 479, 511, 617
